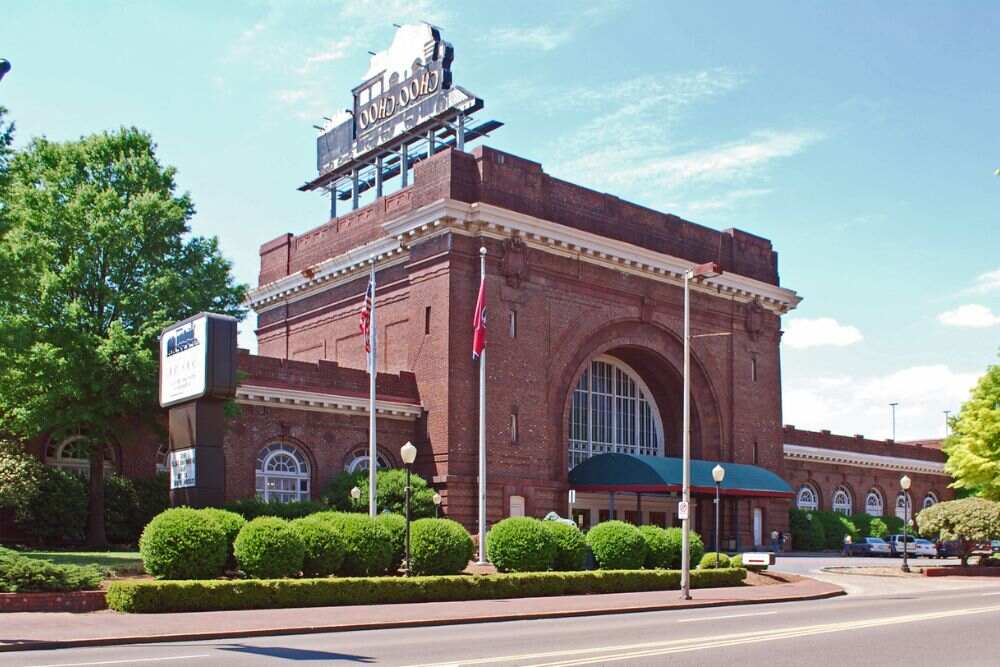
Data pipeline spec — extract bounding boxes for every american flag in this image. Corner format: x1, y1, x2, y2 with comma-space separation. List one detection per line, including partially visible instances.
359, 276, 374, 353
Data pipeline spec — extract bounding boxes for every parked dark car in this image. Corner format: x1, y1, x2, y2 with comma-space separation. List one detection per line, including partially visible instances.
935, 540, 961, 558
846, 537, 891, 557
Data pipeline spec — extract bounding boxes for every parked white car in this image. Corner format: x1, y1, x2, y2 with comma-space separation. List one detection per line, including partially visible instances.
887, 534, 917, 556
914, 539, 938, 558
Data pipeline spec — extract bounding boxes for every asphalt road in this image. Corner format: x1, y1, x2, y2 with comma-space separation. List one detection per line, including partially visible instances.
6, 571, 1000, 667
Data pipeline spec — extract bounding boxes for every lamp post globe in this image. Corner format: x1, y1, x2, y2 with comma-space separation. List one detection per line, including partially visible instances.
400, 441, 417, 576
900, 475, 911, 573
432, 492, 442, 518
711, 464, 725, 568
350, 485, 361, 501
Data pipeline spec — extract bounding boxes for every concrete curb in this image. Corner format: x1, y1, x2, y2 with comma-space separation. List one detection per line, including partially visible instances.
0, 581, 845, 653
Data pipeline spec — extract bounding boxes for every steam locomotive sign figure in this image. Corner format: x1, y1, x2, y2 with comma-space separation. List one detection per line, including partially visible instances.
159, 312, 237, 506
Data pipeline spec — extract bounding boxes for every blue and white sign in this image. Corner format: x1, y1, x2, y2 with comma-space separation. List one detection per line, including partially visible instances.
159, 315, 208, 406
169, 448, 196, 489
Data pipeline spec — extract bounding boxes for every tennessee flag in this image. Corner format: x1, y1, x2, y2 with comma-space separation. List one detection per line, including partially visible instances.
472, 276, 486, 359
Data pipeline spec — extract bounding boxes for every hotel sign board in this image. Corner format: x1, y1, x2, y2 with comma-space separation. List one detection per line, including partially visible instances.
159, 313, 238, 408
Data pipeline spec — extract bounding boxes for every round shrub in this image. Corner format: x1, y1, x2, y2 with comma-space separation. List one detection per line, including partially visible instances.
409, 518, 474, 575
487, 517, 556, 572
139, 507, 227, 579
322, 513, 393, 576
376, 513, 406, 574
656, 528, 705, 569
233, 517, 305, 579
639, 525, 671, 569
698, 551, 731, 569
729, 553, 743, 568
586, 521, 647, 570
543, 521, 587, 571
290, 516, 346, 577
200, 508, 246, 567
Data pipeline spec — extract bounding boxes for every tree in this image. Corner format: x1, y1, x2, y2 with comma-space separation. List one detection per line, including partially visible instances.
943, 354, 1000, 499
916, 498, 1000, 566
323, 468, 436, 519
0, 125, 246, 546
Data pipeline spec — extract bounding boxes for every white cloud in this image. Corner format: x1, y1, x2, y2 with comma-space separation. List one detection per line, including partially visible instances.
299, 36, 355, 72
488, 26, 574, 52
969, 268, 1000, 294
784, 365, 979, 440
783, 318, 863, 349
682, 188, 773, 214
938, 304, 1000, 328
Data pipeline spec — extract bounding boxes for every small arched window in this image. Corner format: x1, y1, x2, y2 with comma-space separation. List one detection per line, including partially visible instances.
345, 447, 393, 473
865, 489, 884, 517
895, 491, 912, 520
832, 486, 853, 515
255, 442, 311, 503
45, 435, 115, 478
922, 492, 938, 510
796, 484, 819, 511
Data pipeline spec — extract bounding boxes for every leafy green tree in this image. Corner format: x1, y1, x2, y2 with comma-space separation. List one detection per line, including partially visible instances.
916, 497, 1000, 566
322, 468, 436, 518
0, 125, 246, 546
943, 355, 1000, 498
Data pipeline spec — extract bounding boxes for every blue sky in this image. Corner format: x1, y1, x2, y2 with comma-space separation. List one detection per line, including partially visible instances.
2, 0, 997, 440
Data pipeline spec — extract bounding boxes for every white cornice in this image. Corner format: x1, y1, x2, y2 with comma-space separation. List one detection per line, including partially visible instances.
783, 444, 948, 476
236, 384, 423, 421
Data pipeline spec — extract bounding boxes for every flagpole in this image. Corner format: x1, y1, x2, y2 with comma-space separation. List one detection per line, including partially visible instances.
368, 257, 377, 518
477, 246, 488, 564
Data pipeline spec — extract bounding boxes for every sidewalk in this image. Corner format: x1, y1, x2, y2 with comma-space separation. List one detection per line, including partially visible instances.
0, 577, 843, 652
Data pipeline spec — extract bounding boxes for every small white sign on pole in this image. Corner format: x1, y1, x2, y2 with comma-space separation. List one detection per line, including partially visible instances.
678, 501, 689, 520
568, 489, 576, 505
169, 448, 196, 490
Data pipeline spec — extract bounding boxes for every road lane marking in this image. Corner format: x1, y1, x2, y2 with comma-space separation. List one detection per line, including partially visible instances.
677, 611, 777, 623
405, 603, 1000, 667
981, 591, 1000, 596
26, 655, 209, 667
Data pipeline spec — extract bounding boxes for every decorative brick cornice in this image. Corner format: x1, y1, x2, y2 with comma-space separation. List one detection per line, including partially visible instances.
236, 384, 423, 421
783, 444, 949, 476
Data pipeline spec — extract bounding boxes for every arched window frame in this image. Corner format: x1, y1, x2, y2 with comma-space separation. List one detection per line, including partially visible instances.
568, 355, 664, 469
832, 486, 853, 515
796, 484, 819, 511
895, 491, 912, 520
865, 489, 884, 517
344, 447, 393, 473
922, 492, 938, 510
45, 435, 116, 478
255, 442, 311, 503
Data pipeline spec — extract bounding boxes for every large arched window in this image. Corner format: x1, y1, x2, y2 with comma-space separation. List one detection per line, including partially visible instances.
895, 491, 912, 520
45, 435, 115, 478
568, 356, 663, 469
923, 492, 938, 510
345, 447, 393, 473
865, 489, 884, 516
256, 442, 311, 503
832, 486, 853, 515
796, 484, 819, 511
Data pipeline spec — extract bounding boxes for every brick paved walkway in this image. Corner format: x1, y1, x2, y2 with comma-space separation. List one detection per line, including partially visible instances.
0, 577, 843, 652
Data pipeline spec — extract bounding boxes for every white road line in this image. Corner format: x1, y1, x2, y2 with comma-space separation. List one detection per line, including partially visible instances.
677, 611, 777, 623
26, 655, 210, 667
981, 591, 1000, 596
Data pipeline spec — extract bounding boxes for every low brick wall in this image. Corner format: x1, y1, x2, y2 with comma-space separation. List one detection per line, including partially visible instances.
0, 591, 106, 613
923, 566, 1000, 577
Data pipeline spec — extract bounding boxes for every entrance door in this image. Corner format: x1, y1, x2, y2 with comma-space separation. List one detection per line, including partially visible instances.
753, 508, 763, 547
509, 495, 525, 518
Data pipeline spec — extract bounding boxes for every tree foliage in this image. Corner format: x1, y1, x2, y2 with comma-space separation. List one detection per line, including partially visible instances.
943, 355, 1000, 498
916, 497, 1000, 566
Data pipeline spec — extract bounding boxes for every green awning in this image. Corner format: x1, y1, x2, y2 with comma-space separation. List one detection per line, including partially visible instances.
568, 453, 793, 498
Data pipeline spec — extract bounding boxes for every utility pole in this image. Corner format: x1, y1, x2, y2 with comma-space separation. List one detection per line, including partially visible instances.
943, 410, 951, 437
889, 402, 899, 441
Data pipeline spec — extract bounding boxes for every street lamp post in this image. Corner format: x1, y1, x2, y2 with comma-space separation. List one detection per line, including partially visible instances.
681, 262, 721, 600
712, 464, 725, 568
400, 441, 417, 576
900, 474, 911, 573
432, 492, 442, 518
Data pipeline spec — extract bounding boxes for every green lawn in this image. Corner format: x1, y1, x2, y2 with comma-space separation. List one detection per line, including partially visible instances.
19, 550, 144, 576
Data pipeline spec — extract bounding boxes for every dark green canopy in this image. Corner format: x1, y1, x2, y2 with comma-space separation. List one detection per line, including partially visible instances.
569, 453, 793, 497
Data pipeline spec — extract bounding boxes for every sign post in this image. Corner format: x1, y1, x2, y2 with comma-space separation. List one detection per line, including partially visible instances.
159, 313, 237, 508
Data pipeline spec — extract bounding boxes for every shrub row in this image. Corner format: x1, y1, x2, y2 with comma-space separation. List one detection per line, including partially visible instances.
106, 568, 747, 613
0, 547, 103, 593
790, 509, 911, 551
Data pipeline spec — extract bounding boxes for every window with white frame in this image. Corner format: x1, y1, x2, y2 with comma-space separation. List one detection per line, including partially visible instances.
865, 489, 884, 516
923, 492, 938, 510
895, 491, 912, 520
256, 442, 311, 503
796, 484, 819, 511
568, 356, 663, 469
345, 447, 392, 473
45, 435, 115, 478
832, 486, 853, 515
155, 443, 168, 474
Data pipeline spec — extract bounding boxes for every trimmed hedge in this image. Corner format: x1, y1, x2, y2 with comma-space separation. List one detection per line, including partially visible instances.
200, 508, 246, 568
290, 516, 346, 577
139, 508, 228, 580
487, 517, 556, 572
409, 518, 474, 576
587, 521, 647, 570
543, 521, 587, 571
375, 513, 406, 574
699, 552, 730, 569
639, 525, 671, 569
223, 499, 327, 521
0, 547, 103, 593
106, 567, 747, 613
320, 512, 393, 576
234, 517, 305, 579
